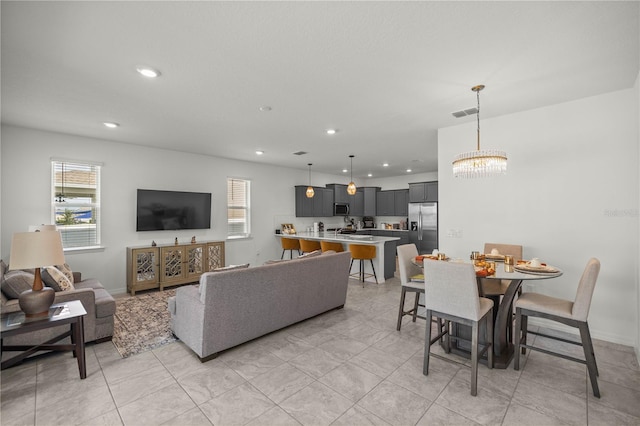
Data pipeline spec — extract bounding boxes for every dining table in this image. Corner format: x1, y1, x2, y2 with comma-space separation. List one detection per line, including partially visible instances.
413, 256, 563, 369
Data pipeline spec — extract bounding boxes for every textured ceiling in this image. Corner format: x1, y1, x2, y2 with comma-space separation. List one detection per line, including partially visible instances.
2, 1, 638, 178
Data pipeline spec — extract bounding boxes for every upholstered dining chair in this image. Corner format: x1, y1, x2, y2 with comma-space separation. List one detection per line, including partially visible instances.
299, 239, 321, 254
423, 260, 494, 396
481, 243, 523, 297
280, 238, 301, 259
396, 244, 425, 330
514, 258, 601, 398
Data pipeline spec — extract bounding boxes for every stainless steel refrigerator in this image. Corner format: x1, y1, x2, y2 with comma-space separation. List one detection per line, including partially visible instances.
408, 202, 438, 254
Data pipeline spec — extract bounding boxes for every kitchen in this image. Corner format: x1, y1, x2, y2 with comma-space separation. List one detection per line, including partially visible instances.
282, 181, 439, 281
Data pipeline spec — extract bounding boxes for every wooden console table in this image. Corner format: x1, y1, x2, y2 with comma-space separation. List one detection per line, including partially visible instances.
126, 240, 225, 295
1, 300, 87, 379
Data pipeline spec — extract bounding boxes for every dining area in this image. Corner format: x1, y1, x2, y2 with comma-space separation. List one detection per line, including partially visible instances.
396, 242, 602, 399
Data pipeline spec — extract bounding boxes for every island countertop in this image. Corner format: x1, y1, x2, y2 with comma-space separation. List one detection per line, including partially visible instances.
278, 231, 400, 244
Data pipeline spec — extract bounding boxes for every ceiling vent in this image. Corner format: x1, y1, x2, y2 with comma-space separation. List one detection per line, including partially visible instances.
293, 151, 308, 156
452, 107, 478, 118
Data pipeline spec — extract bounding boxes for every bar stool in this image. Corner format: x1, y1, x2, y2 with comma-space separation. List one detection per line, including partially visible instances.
320, 241, 345, 253
280, 238, 300, 259
299, 239, 321, 254
348, 244, 377, 286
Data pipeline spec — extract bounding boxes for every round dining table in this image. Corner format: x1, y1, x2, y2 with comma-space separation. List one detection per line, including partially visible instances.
413, 258, 563, 369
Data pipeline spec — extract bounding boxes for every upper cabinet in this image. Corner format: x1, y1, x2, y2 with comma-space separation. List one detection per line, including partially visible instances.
327, 183, 350, 204
295, 186, 333, 217
376, 189, 408, 216
363, 187, 380, 217
409, 182, 438, 203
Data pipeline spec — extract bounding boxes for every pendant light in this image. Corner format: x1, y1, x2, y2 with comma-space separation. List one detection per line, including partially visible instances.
452, 85, 507, 178
347, 155, 356, 195
305, 163, 315, 198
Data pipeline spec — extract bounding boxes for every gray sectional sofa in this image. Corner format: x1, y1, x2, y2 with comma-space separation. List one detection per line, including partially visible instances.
169, 250, 352, 360
0, 262, 116, 347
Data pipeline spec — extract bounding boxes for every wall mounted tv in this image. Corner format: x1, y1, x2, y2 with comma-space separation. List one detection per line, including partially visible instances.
136, 189, 212, 231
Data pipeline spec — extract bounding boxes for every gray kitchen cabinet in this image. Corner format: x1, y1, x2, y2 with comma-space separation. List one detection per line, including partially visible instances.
295, 186, 333, 217
393, 231, 410, 246
327, 183, 350, 204
350, 190, 364, 216
409, 182, 438, 202
376, 191, 395, 216
363, 187, 380, 216
394, 189, 409, 216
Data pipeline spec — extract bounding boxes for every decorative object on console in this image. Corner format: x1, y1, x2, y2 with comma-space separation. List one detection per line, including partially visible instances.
191, 236, 196, 243
306, 163, 315, 198
347, 154, 356, 195
452, 85, 508, 178
9, 231, 65, 317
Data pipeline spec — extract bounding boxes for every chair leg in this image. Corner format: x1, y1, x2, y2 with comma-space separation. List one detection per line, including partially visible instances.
369, 259, 378, 284
412, 292, 419, 322
360, 260, 365, 286
487, 308, 494, 369
281, 250, 285, 260
521, 315, 528, 355
514, 308, 523, 371
397, 287, 407, 331
471, 320, 479, 396
423, 310, 433, 376
578, 322, 600, 398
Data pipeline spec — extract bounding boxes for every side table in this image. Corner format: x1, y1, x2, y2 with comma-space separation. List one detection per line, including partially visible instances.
1, 300, 87, 379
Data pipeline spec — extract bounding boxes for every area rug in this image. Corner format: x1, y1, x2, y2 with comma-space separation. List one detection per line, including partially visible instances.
112, 289, 177, 358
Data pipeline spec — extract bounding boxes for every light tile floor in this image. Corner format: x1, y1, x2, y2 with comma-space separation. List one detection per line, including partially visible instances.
2, 276, 639, 426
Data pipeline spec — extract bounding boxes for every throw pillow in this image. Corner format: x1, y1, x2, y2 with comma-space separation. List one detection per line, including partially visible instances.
264, 259, 289, 265
42, 266, 74, 292
298, 250, 321, 259
55, 263, 74, 285
213, 263, 250, 272
1, 270, 35, 299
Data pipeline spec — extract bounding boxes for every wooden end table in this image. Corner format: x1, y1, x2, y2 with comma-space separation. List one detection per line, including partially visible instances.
1, 300, 87, 379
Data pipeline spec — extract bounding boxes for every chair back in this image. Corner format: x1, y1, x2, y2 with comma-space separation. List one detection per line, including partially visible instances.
484, 243, 523, 260
349, 244, 376, 260
320, 241, 345, 253
572, 258, 600, 321
281, 238, 300, 251
299, 239, 321, 253
423, 261, 482, 321
396, 244, 421, 286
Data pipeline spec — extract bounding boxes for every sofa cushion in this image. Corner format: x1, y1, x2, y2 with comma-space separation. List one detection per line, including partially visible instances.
74, 278, 104, 290
92, 288, 117, 318
42, 266, 74, 292
1, 270, 34, 299
298, 250, 321, 259
213, 263, 250, 272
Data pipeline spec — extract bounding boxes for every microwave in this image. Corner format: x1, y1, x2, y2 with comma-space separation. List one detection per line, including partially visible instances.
334, 203, 349, 216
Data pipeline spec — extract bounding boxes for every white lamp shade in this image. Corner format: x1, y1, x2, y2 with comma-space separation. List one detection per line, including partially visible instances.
9, 231, 65, 270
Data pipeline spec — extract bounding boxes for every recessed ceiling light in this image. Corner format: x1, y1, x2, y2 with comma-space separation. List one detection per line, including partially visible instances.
136, 66, 161, 78
367, 173, 373, 177
259, 106, 272, 112
406, 169, 412, 173
103, 122, 119, 128
342, 168, 348, 173
382, 163, 389, 167
256, 150, 264, 155
326, 129, 337, 135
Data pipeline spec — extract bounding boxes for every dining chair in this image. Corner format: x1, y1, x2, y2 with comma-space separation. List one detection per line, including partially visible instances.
396, 244, 426, 330
280, 238, 301, 259
423, 260, 494, 396
514, 258, 601, 398
298, 239, 321, 254
481, 243, 523, 297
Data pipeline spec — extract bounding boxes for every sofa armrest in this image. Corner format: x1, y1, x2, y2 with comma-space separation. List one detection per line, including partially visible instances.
172, 285, 206, 357
53, 288, 97, 341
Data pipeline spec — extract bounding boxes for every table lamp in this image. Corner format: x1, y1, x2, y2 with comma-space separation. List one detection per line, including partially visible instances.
9, 231, 65, 317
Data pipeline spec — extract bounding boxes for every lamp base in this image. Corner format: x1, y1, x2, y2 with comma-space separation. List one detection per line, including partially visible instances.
19, 287, 55, 317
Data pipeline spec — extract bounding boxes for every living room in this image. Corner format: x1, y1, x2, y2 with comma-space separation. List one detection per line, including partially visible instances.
1, 1, 639, 425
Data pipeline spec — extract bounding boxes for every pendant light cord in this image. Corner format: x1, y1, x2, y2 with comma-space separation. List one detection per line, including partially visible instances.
476, 88, 481, 151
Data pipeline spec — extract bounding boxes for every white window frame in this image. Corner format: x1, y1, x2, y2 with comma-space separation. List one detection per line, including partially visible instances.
51, 159, 102, 251
227, 177, 251, 239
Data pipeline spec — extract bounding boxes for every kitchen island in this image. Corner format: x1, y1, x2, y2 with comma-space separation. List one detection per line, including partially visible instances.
276, 232, 400, 283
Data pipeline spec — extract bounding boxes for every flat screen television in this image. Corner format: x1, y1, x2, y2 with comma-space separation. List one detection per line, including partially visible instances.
136, 189, 212, 231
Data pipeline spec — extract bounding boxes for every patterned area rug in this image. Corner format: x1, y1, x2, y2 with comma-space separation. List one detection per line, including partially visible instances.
112, 289, 177, 358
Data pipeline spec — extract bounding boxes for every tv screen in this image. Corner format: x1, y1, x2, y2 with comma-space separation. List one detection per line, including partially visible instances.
136, 189, 212, 231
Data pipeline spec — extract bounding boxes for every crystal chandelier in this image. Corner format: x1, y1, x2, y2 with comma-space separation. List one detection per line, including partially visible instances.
452, 85, 507, 178
306, 163, 314, 198
347, 155, 356, 195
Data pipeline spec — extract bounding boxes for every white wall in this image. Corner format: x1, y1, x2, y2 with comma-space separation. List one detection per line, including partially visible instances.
636, 70, 640, 363
438, 88, 639, 346
0, 125, 348, 295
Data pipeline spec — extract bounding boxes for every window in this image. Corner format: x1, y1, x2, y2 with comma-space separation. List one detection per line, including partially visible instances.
227, 178, 250, 238
51, 160, 101, 249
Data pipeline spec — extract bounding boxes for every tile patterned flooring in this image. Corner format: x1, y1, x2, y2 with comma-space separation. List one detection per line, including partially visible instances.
2, 275, 640, 426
